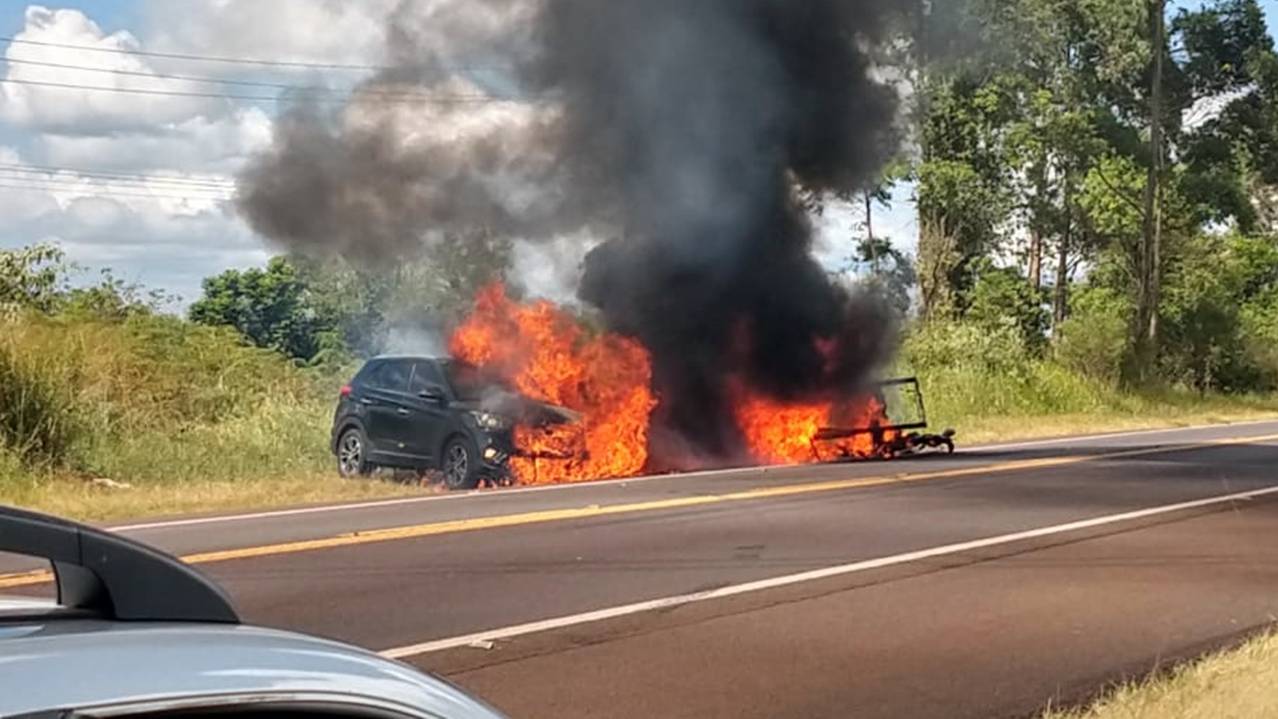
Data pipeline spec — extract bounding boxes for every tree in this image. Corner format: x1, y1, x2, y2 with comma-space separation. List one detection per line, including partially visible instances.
292, 229, 514, 357
0, 243, 67, 315
189, 257, 335, 362
852, 236, 916, 317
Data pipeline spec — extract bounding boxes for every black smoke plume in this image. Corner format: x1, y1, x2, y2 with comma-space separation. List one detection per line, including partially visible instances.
238, 0, 909, 466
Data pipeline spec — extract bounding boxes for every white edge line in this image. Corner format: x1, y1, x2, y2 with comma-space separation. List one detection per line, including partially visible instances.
113, 418, 1278, 533
379, 483, 1278, 660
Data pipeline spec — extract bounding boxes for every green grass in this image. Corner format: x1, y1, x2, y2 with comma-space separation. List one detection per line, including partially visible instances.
1, 312, 1275, 523
0, 312, 425, 522
1043, 630, 1278, 719
917, 362, 1278, 444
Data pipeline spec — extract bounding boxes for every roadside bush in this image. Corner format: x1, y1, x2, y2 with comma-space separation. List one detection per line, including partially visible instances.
902, 319, 1030, 375
0, 325, 83, 466
1240, 289, 1278, 390
0, 312, 334, 483
1055, 286, 1131, 386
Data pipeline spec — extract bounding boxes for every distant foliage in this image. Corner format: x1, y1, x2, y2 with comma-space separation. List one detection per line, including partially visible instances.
189, 257, 333, 362
902, 319, 1030, 375
0, 243, 67, 316
0, 336, 82, 467
0, 311, 332, 479
1055, 286, 1132, 386
964, 260, 1051, 354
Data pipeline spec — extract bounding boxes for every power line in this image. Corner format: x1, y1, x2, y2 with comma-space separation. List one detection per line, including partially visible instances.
0, 35, 390, 72
0, 175, 235, 197
0, 76, 528, 105
0, 163, 236, 190
0, 56, 512, 100
0, 181, 232, 202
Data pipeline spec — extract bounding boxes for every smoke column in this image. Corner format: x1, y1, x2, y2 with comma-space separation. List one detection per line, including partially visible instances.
238, 0, 909, 465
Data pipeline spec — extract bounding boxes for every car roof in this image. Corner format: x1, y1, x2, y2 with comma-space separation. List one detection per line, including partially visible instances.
0, 618, 503, 718
0, 506, 505, 719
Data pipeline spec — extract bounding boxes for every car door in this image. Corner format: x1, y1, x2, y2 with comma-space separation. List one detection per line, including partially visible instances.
362, 360, 416, 459
407, 360, 452, 462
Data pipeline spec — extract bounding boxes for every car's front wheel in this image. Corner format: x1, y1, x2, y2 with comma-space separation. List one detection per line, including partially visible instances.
337, 428, 374, 478
441, 436, 480, 490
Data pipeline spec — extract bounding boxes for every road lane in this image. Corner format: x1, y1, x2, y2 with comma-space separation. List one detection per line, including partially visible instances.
4, 420, 1276, 582
3, 421, 1277, 718
431, 498, 1278, 719
205, 438, 1277, 651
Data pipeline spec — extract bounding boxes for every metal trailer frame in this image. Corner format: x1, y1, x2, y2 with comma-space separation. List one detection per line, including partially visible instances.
809, 376, 956, 462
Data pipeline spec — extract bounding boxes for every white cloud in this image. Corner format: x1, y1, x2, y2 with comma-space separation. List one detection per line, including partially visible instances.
140, 0, 396, 72
1, 190, 269, 305
39, 108, 272, 174
0, 1, 401, 307
0, 6, 227, 133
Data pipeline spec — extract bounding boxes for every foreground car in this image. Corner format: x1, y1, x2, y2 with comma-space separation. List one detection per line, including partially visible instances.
0, 506, 507, 719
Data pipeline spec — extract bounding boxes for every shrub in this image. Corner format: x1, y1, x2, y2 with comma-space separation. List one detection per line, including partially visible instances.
902, 319, 1030, 375
0, 325, 83, 466
0, 311, 334, 482
1055, 286, 1131, 386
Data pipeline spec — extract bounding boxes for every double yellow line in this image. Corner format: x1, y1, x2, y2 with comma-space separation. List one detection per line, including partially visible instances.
3, 432, 1276, 590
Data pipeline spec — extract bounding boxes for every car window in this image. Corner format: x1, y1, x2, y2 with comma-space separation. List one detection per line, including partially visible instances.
365, 361, 411, 393
441, 361, 507, 402
409, 362, 445, 395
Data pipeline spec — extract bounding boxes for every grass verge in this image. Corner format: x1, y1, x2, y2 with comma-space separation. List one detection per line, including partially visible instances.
1, 312, 1276, 524
1044, 630, 1278, 719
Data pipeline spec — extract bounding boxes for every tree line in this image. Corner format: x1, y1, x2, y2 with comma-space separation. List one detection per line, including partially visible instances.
143, 0, 1278, 393
5, 0, 1277, 395
894, 0, 1278, 391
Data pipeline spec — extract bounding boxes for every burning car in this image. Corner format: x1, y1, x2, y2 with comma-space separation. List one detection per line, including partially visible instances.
331, 356, 577, 489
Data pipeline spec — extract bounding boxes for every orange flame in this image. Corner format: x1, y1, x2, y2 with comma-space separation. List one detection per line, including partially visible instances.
451, 284, 898, 484
450, 284, 657, 484
732, 383, 897, 465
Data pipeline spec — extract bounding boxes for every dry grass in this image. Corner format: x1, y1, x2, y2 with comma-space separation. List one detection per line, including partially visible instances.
1044, 630, 1278, 719
954, 408, 1278, 445
2, 471, 431, 523
1, 311, 1276, 524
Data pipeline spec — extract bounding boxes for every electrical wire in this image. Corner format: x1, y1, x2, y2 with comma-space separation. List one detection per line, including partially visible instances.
0, 56, 519, 101
0, 76, 527, 105
0, 181, 233, 202
0, 163, 236, 191
0, 35, 391, 71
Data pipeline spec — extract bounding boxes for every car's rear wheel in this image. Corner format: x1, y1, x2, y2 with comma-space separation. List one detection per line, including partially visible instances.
441, 436, 480, 490
337, 428, 374, 478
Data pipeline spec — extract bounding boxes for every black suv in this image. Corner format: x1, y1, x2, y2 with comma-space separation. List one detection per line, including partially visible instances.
331, 356, 518, 489
331, 356, 574, 489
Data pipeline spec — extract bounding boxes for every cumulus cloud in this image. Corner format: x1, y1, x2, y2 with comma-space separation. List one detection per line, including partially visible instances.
0, 2, 397, 306
140, 0, 396, 72
0, 6, 230, 133
39, 109, 272, 174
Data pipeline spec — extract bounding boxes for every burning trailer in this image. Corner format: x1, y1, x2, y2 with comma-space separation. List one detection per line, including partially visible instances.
809, 377, 956, 462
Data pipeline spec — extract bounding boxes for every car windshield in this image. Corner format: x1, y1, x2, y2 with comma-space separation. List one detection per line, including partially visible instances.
442, 361, 508, 402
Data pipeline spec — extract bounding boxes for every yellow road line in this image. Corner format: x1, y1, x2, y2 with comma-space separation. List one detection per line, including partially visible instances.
3, 432, 1276, 591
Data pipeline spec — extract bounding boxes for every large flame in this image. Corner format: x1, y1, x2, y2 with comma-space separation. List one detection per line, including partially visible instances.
451, 283, 896, 485
450, 284, 657, 484
733, 385, 896, 465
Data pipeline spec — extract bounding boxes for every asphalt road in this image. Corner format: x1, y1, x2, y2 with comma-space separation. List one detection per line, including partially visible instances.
5, 421, 1278, 718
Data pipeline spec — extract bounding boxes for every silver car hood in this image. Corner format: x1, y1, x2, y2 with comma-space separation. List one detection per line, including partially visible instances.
0, 620, 505, 718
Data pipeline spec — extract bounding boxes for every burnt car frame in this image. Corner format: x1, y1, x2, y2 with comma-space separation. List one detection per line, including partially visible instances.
810, 376, 956, 461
